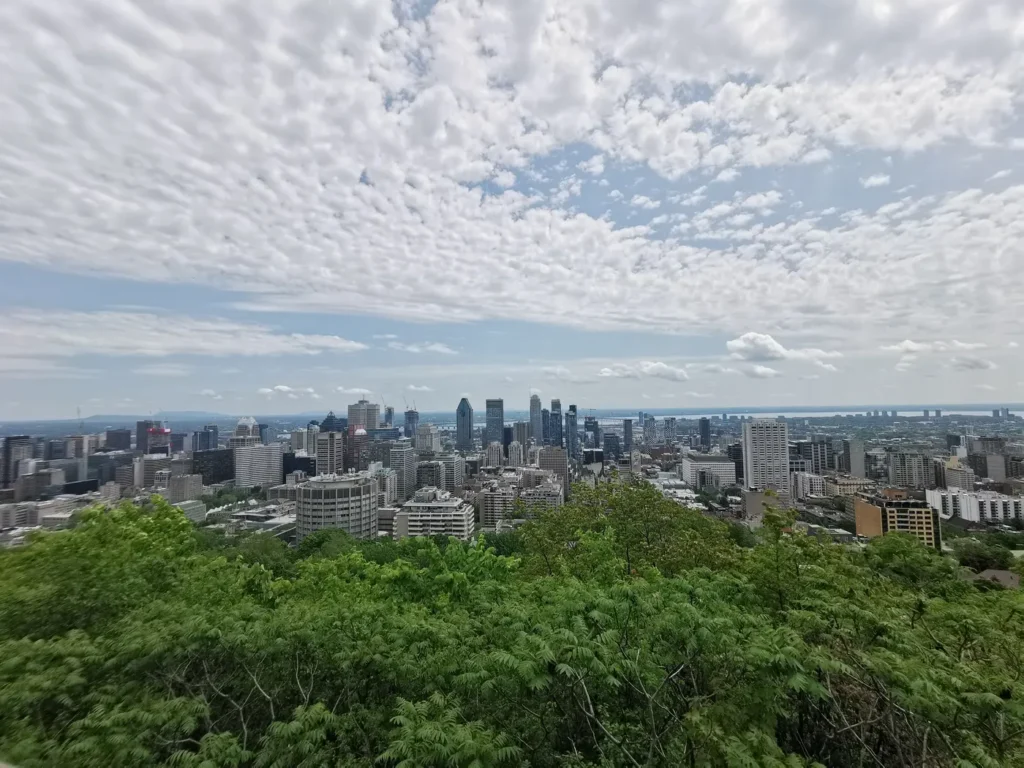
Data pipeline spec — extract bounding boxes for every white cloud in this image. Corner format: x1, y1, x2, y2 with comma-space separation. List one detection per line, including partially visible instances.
726, 332, 841, 364
988, 170, 1012, 181
577, 155, 605, 175
747, 365, 782, 379
1009, 342, 1019, 349
373, 334, 399, 340
629, 195, 661, 210
598, 361, 689, 382
0, 311, 367, 358
337, 386, 373, 395
388, 341, 458, 355
713, 168, 740, 183
683, 391, 714, 398
407, 384, 433, 392
542, 366, 596, 384
860, 174, 892, 188
976, 384, 997, 392
702, 363, 739, 375
492, 170, 517, 188
529, 387, 542, 395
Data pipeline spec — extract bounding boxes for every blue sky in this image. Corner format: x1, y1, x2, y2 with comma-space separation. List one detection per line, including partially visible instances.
0, 0, 1022, 419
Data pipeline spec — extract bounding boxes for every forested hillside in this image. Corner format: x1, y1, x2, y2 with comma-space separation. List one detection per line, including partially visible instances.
1, 482, 1023, 767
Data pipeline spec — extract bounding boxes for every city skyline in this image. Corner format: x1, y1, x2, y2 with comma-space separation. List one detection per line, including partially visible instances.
1, 1, 1023, 418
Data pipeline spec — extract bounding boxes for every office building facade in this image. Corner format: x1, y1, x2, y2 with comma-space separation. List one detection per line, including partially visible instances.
485, 399, 505, 448
741, 419, 790, 500
530, 395, 543, 446
456, 398, 474, 451
234, 444, 284, 489
295, 472, 378, 542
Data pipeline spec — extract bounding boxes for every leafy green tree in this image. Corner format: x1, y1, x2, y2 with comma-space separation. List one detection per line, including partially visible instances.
952, 538, 1013, 573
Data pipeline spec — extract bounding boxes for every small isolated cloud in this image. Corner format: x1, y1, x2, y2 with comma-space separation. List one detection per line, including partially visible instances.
713, 168, 740, 183
976, 384, 997, 392
988, 170, 1012, 181
1009, 342, 1020, 348
726, 332, 841, 366
881, 339, 986, 354
529, 387, 542, 395
629, 195, 661, 209
257, 388, 274, 396
373, 334, 398, 340
337, 386, 373, 395
407, 384, 433, 392
577, 155, 605, 175
683, 391, 713, 398
598, 361, 689, 382
503, 376, 514, 383
133, 363, 191, 377
388, 341, 457, 355
747, 365, 782, 379
950, 356, 997, 371
860, 174, 891, 188
199, 389, 223, 400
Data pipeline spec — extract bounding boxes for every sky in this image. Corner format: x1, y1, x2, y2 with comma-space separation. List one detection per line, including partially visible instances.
1, 0, 1023, 420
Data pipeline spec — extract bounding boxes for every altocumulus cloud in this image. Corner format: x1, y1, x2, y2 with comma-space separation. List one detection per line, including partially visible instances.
0, 0, 1020, 357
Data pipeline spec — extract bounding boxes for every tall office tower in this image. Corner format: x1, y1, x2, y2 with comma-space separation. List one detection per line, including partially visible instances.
842, 439, 866, 478
295, 472, 378, 543
550, 400, 563, 448
502, 426, 513, 457
105, 429, 132, 452
347, 399, 380, 429
795, 439, 829, 475
993, 409, 1001, 419
603, 434, 621, 460
2, 436, 34, 488
456, 398, 474, 451
698, 417, 711, 451
726, 442, 744, 484
623, 419, 633, 453
316, 431, 346, 475
306, 422, 320, 454
205, 424, 220, 449
403, 409, 420, 439
192, 448, 234, 485
192, 428, 214, 453
530, 395, 543, 445
485, 399, 505, 447
415, 423, 442, 453
384, 406, 395, 427
513, 421, 531, 452
507, 441, 524, 468
290, 430, 307, 452
320, 411, 345, 433
643, 417, 657, 446
133, 454, 172, 488
390, 444, 417, 502
923, 410, 930, 419
136, 420, 157, 454
539, 446, 570, 500
584, 417, 601, 448
565, 405, 579, 459
887, 451, 929, 488
439, 454, 466, 492
638, 411, 644, 425
256, 424, 270, 445
234, 417, 257, 438
234, 443, 284, 489
935, 409, 942, 418
742, 418, 790, 499
541, 409, 551, 445
486, 441, 505, 467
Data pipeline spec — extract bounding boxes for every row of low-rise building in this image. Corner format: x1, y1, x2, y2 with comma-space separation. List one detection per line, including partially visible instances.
926, 487, 1024, 524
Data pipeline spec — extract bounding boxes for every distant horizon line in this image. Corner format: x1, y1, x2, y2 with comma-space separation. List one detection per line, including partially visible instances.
2, 402, 1021, 425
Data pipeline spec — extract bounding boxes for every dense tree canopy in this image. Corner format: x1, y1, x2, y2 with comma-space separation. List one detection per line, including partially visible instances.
1, 484, 1023, 767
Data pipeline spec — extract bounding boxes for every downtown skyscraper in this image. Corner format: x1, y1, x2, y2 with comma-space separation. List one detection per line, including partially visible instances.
485, 399, 504, 448
456, 398, 474, 451
529, 394, 543, 446
565, 405, 579, 460
550, 399, 563, 448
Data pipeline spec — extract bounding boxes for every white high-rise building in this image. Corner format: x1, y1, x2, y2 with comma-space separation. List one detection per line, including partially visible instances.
369, 463, 398, 507
394, 487, 475, 541
439, 454, 466, 493
790, 472, 826, 501
295, 472, 378, 542
234, 444, 284, 489
486, 441, 504, 467
507, 441, 524, 468
390, 444, 417, 502
306, 424, 320, 456
290, 430, 307, 452
481, 482, 517, 528
529, 395, 543, 446
316, 432, 345, 475
415, 423, 441, 452
742, 419, 790, 501
347, 399, 381, 429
